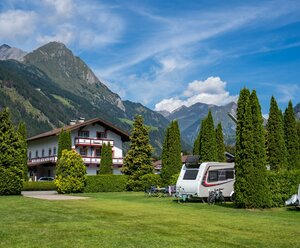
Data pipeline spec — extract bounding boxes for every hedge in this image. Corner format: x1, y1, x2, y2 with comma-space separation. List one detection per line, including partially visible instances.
267, 169, 300, 207
0, 167, 23, 195
84, 175, 128, 193
22, 181, 57, 191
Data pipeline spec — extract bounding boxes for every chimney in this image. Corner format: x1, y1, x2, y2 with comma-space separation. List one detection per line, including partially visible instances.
69, 120, 76, 125
78, 117, 85, 123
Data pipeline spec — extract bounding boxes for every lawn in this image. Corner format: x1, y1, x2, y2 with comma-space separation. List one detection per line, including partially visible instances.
0, 192, 299, 248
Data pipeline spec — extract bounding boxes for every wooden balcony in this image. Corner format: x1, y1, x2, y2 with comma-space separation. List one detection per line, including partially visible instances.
75, 137, 114, 147
28, 156, 57, 165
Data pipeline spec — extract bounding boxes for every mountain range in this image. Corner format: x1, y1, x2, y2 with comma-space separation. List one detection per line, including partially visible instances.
0, 42, 298, 156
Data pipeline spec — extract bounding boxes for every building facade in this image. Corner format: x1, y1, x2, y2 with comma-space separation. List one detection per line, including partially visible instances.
27, 118, 130, 180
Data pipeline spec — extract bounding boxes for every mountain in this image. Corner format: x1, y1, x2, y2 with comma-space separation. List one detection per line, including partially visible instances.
0, 42, 174, 156
0, 44, 27, 61
165, 102, 237, 145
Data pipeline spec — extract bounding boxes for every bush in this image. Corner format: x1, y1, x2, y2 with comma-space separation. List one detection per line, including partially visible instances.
140, 174, 162, 190
84, 175, 128, 192
23, 182, 56, 191
267, 170, 300, 207
55, 150, 87, 194
170, 173, 180, 185
0, 167, 23, 195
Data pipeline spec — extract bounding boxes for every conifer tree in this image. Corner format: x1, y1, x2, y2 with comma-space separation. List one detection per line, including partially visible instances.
249, 90, 270, 207
283, 101, 300, 170
266, 96, 288, 170
0, 108, 24, 195
234, 88, 255, 208
161, 120, 182, 184
200, 111, 217, 162
99, 143, 113, 174
215, 123, 226, 162
57, 129, 72, 159
17, 122, 28, 180
123, 115, 153, 190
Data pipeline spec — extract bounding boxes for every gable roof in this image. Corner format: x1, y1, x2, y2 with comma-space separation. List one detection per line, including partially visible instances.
27, 118, 130, 142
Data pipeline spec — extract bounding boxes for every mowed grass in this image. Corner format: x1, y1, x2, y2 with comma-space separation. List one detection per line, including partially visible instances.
0, 192, 299, 248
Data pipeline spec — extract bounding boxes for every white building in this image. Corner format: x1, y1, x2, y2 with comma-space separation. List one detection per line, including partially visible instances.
27, 118, 130, 180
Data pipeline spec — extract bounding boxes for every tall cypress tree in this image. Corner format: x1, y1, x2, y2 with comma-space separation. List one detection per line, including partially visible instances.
283, 101, 300, 170
200, 111, 217, 162
99, 143, 113, 174
266, 96, 288, 170
17, 122, 28, 180
0, 108, 24, 195
57, 129, 72, 160
234, 88, 255, 208
215, 123, 226, 162
161, 121, 182, 184
249, 90, 270, 208
123, 115, 153, 190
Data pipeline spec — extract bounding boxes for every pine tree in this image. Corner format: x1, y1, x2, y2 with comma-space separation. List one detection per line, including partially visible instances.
161, 121, 182, 184
266, 96, 288, 170
57, 129, 72, 160
283, 101, 300, 170
122, 115, 153, 191
0, 108, 24, 195
234, 88, 255, 208
99, 143, 113, 174
249, 90, 270, 207
17, 122, 28, 181
215, 123, 226, 162
200, 111, 217, 162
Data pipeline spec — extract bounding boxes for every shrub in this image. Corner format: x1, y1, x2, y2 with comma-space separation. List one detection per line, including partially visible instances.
267, 170, 300, 207
55, 150, 87, 194
0, 167, 23, 195
84, 175, 128, 192
169, 173, 180, 185
22, 181, 56, 191
140, 174, 162, 190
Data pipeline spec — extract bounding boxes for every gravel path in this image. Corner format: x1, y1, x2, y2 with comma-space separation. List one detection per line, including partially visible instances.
22, 191, 88, 200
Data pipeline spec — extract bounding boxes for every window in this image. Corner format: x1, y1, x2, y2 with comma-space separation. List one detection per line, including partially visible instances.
78, 131, 89, 138
53, 147, 57, 155
28, 151, 31, 159
183, 170, 199, 180
42, 149, 45, 157
79, 147, 88, 156
97, 132, 106, 139
208, 171, 218, 182
96, 148, 102, 157
208, 169, 235, 182
49, 148, 52, 156
35, 150, 38, 157
225, 170, 234, 179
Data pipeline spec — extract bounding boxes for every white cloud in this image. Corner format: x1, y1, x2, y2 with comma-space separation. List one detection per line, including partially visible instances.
36, 25, 75, 45
276, 84, 300, 103
43, 0, 74, 18
0, 10, 37, 39
155, 77, 238, 112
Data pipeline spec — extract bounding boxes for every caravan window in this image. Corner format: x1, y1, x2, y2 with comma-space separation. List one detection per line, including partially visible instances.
208, 169, 234, 182
183, 170, 199, 180
208, 171, 218, 182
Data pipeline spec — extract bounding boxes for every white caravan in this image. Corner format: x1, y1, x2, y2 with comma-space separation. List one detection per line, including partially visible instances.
176, 156, 235, 199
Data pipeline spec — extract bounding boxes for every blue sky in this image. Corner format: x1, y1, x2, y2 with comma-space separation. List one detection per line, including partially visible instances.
0, 0, 300, 115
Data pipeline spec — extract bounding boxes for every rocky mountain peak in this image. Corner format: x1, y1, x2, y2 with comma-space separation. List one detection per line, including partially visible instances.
0, 44, 27, 61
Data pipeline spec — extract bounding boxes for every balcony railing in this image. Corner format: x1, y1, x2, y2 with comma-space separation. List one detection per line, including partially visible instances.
75, 137, 114, 147
28, 156, 57, 165
81, 156, 123, 165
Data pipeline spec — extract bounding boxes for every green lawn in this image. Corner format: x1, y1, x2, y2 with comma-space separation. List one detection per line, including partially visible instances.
0, 192, 299, 248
